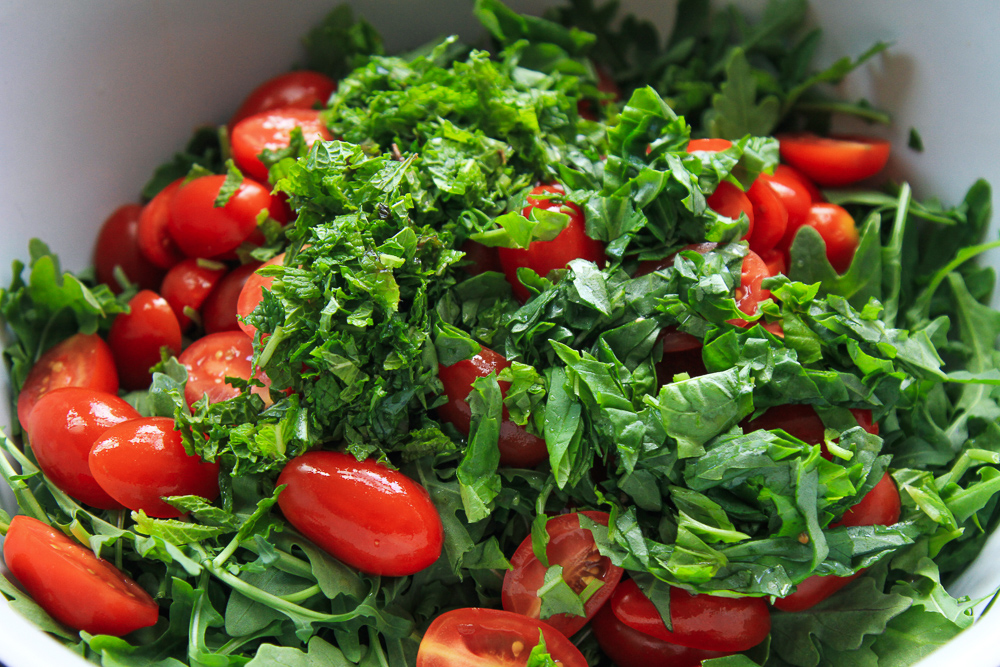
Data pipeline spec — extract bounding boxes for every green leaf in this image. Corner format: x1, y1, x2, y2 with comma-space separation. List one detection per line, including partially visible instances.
707, 48, 781, 139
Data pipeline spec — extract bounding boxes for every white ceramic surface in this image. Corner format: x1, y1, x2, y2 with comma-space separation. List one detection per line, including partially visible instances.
1, 2, 998, 666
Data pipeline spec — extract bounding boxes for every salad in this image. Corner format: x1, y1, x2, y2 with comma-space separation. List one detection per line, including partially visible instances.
2, 1, 999, 666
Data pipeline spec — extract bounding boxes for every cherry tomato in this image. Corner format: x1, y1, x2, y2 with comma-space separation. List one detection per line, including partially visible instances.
760, 248, 787, 276
777, 133, 890, 187
459, 240, 503, 276
160, 258, 229, 331
591, 604, 726, 667
89, 416, 220, 518
502, 511, 623, 636
686, 138, 733, 152
202, 262, 263, 334
232, 108, 333, 183
742, 405, 877, 447
167, 175, 277, 259
137, 179, 186, 269
437, 347, 548, 468
728, 249, 773, 326
237, 253, 284, 339
416, 607, 588, 667
707, 181, 754, 240
3, 516, 159, 636
497, 184, 606, 302
93, 203, 166, 293
108, 290, 183, 390
577, 63, 620, 121
746, 176, 788, 255
17, 333, 118, 429
277, 451, 444, 576
634, 243, 719, 278
611, 578, 770, 652
229, 70, 337, 127
178, 332, 254, 408
763, 165, 817, 237
789, 202, 859, 273
656, 327, 707, 384
26, 387, 138, 508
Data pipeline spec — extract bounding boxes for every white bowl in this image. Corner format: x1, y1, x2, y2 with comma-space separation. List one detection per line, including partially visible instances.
1, 2, 998, 666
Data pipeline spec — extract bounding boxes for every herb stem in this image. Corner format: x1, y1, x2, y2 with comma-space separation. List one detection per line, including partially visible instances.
278, 584, 322, 603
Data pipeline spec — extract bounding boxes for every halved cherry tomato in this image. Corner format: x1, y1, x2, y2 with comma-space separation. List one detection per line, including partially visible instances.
237, 253, 284, 339
178, 332, 254, 407
16, 333, 118, 429
686, 138, 733, 153
591, 604, 726, 667
788, 202, 859, 273
502, 511, 623, 636
437, 347, 548, 468
160, 258, 229, 331
416, 607, 588, 667
93, 204, 166, 293
108, 290, 183, 390
277, 451, 444, 576
89, 416, 220, 518
497, 184, 606, 302
742, 405, 877, 447
229, 70, 336, 127
27, 387, 137, 508
202, 262, 263, 334
763, 165, 817, 235
231, 108, 333, 182
459, 239, 503, 276
3, 516, 159, 636
707, 181, 754, 239
655, 327, 706, 384
729, 249, 773, 325
611, 579, 770, 652
759, 248, 787, 276
777, 133, 890, 187
746, 176, 788, 255
137, 179, 185, 269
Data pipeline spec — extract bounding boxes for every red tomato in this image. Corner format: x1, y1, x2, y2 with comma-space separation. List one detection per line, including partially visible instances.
93, 203, 166, 293
277, 451, 443, 576
229, 70, 336, 127
502, 511, 623, 636
742, 405, 877, 447
416, 607, 588, 667
437, 347, 548, 468
655, 327, 707, 384
728, 249, 773, 325
707, 182, 754, 240
17, 333, 118, 429
167, 175, 276, 259
89, 416, 220, 518
108, 290, 183, 390
777, 133, 891, 187
789, 202, 859, 273
3, 516, 159, 636
760, 248, 787, 276
686, 138, 733, 153
237, 253, 284, 339
26, 387, 137, 508
459, 240, 503, 276
202, 262, 263, 334
232, 108, 333, 183
160, 258, 229, 331
763, 165, 816, 236
578, 64, 620, 120
591, 604, 726, 667
634, 242, 719, 278
178, 332, 254, 408
746, 176, 788, 255
497, 184, 606, 302
611, 579, 770, 652
137, 179, 185, 269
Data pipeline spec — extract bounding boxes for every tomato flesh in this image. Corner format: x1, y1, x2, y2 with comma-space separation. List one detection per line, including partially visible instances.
178, 332, 255, 407
778, 133, 890, 187
108, 290, 183, 390
93, 203, 166, 292
232, 108, 333, 182
591, 604, 726, 667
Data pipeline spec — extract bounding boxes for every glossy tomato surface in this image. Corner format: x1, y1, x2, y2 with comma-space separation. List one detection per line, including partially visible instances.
728, 249, 773, 326
160, 258, 229, 331
202, 262, 263, 334
137, 178, 185, 269
276, 451, 444, 576
178, 331, 254, 407
229, 70, 337, 127
237, 252, 284, 339
778, 133, 891, 187
3, 516, 159, 636
93, 203, 166, 293
107, 290, 183, 390
686, 138, 733, 153
416, 607, 588, 667
231, 108, 333, 182
502, 511, 623, 636
167, 175, 274, 259
89, 416, 220, 518
27, 387, 137, 508
763, 165, 816, 234
746, 176, 788, 255
707, 181, 754, 239
789, 202, 860, 273
591, 604, 726, 667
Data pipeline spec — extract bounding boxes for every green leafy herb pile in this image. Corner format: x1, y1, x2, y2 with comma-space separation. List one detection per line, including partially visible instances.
2, 1, 999, 666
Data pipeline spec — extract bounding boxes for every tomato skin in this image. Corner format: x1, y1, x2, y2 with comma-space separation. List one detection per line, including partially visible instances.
790, 202, 859, 273
26, 388, 137, 509
459, 239, 503, 276
416, 607, 589, 667
178, 332, 254, 407
437, 347, 549, 468
707, 182, 754, 240
137, 179, 186, 269
591, 604, 726, 667
760, 248, 787, 276
168, 175, 274, 259
17, 333, 119, 429
108, 290, 183, 390
611, 579, 770, 652
764, 165, 816, 236
232, 108, 333, 183
237, 252, 284, 339
729, 249, 773, 325
3, 516, 159, 636
742, 405, 877, 447
277, 451, 444, 576
160, 258, 229, 331
229, 70, 336, 127
497, 184, 606, 302
778, 133, 891, 187
502, 511, 624, 636
747, 176, 788, 255
687, 138, 733, 152
202, 262, 263, 334
93, 203, 166, 293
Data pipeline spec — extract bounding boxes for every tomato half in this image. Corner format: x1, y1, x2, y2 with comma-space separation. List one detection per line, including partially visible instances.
137, 179, 185, 269
655, 327, 707, 384
777, 133, 890, 187
502, 511, 623, 636
93, 203, 166, 293
277, 451, 444, 576
686, 138, 733, 153
742, 405, 877, 447
16, 333, 118, 429
108, 290, 183, 390
167, 175, 276, 259
237, 253, 284, 339
611, 579, 770, 652
762, 165, 816, 236
160, 258, 229, 331
416, 608, 588, 667
178, 332, 254, 407
202, 262, 263, 334
229, 70, 337, 127
707, 182, 754, 240
231, 108, 334, 182
787, 202, 859, 273
3, 516, 159, 636
27, 387, 137, 508
746, 176, 788, 255
591, 604, 726, 667
437, 347, 549, 468
89, 416, 220, 518
728, 249, 773, 326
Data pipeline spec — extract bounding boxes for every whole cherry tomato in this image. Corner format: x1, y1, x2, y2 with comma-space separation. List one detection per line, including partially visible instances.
231, 108, 333, 182
89, 417, 220, 518
178, 332, 254, 407
3, 516, 159, 636
416, 607, 588, 667
237, 253, 284, 339
202, 262, 263, 334
107, 290, 183, 390
502, 511, 623, 636
729, 249, 773, 325
277, 451, 444, 577
27, 387, 138, 508
93, 203, 166, 293
787, 202, 859, 273
746, 176, 788, 255
137, 179, 186, 269
591, 604, 726, 667
437, 347, 549, 468
762, 165, 817, 236
229, 70, 337, 127
160, 258, 229, 331
760, 248, 787, 277
777, 133, 890, 187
